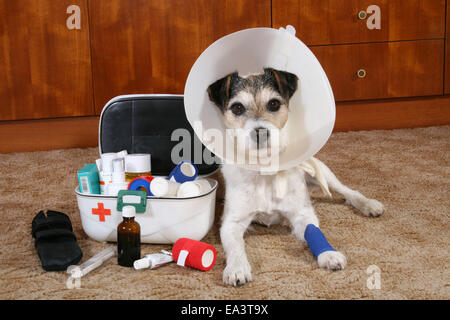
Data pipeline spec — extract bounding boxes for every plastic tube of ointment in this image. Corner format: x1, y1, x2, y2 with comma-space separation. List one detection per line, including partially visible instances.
134, 252, 174, 270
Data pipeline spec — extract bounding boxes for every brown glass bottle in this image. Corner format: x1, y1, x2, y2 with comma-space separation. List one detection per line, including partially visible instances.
117, 206, 141, 267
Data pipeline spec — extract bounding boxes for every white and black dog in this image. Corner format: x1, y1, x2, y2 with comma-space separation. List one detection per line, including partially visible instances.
207, 68, 385, 286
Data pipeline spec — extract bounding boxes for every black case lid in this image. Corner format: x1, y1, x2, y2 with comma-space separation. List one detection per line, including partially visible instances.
99, 95, 220, 176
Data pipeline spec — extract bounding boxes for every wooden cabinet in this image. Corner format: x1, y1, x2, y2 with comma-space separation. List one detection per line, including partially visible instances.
273, 0, 445, 45
0, 0, 449, 152
89, 0, 271, 114
311, 40, 444, 101
0, 0, 93, 121
274, 0, 446, 102
445, 1, 450, 94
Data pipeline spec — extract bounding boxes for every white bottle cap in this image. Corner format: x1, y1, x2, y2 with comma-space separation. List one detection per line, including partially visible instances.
125, 154, 151, 173
112, 158, 125, 183
122, 206, 136, 218
134, 258, 150, 270
101, 153, 117, 174
117, 150, 128, 158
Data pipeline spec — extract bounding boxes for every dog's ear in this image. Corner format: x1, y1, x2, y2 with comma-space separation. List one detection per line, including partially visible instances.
207, 72, 238, 111
264, 68, 298, 99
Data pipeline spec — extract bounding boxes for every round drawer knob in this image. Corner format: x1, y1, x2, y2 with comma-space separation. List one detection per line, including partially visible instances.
357, 69, 367, 78
358, 10, 367, 19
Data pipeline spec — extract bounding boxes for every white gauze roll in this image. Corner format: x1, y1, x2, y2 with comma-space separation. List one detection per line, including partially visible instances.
150, 177, 180, 197
177, 179, 212, 198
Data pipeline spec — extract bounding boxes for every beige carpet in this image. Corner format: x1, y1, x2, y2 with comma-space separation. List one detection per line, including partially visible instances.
0, 126, 449, 300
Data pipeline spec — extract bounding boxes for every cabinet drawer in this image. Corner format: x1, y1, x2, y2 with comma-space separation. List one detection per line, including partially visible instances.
273, 0, 445, 45
310, 40, 444, 101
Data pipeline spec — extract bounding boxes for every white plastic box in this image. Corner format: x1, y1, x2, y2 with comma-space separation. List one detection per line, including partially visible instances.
75, 179, 217, 244
75, 95, 220, 244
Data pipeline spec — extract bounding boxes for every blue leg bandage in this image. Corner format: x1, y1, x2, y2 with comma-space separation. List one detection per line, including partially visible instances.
304, 224, 336, 258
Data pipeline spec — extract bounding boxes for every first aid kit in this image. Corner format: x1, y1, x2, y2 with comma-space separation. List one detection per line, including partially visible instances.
75, 95, 220, 244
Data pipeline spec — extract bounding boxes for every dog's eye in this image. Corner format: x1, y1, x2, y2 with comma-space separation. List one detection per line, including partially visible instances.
230, 103, 246, 116
267, 99, 281, 112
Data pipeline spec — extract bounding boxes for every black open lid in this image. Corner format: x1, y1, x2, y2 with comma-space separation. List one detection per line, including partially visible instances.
99, 94, 220, 176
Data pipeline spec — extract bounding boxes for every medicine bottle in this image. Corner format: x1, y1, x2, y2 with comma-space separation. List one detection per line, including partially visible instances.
106, 158, 129, 196
125, 154, 151, 182
117, 206, 141, 267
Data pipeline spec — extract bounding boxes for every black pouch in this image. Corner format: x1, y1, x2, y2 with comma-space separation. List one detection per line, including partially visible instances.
31, 210, 82, 271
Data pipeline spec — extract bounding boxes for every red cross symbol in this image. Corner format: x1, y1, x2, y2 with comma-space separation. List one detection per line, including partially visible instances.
92, 203, 111, 222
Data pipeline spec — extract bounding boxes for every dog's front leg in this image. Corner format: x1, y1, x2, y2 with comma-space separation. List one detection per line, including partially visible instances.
281, 202, 347, 271
220, 194, 256, 286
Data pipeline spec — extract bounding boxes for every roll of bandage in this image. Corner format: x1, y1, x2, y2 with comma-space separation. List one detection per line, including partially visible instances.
304, 224, 335, 258
172, 238, 216, 271
149, 177, 179, 197
177, 179, 211, 198
168, 161, 198, 183
127, 175, 154, 195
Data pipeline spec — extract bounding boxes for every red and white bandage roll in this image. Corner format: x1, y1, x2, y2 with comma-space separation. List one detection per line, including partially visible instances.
172, 238, 217, 271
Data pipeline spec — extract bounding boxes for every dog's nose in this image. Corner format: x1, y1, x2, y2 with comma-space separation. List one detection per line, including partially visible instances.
250, 127, 270, 144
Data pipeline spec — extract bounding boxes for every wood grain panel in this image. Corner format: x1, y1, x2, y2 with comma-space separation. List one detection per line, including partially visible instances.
445, 0, 450, 94
89, 0, 271, 114
335, 96, 450, 131
0, 0, 94, 120
310, 40, 444, 101
273, 0, 446, 45
0, 116, 99, 153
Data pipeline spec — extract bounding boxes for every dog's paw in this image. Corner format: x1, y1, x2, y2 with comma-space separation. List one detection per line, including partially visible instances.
223, 260, 253, 286
361, 199, 385, 217
318, 251, 347, 271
